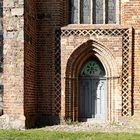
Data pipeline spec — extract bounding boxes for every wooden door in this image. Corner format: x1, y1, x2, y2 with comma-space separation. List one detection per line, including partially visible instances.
78, 78, 106, 119
78, 58, 106, 120
78, 78, 94, 118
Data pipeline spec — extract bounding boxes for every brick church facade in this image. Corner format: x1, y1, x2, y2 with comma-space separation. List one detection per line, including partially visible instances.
0, 0, 140, 129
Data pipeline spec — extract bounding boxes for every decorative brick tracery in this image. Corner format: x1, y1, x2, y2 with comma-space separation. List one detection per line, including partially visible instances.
56, 27, 131, 117
54, 30, 61, 115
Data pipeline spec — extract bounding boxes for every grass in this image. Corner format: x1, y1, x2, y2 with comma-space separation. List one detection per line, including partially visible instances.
0, 129, 140, 140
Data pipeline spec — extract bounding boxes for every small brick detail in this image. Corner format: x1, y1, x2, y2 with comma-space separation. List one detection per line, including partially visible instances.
0, 0, 3, 116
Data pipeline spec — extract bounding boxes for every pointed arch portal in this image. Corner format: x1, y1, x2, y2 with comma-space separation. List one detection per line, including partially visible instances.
60, 26, 132, 124
62, 40, 118, 122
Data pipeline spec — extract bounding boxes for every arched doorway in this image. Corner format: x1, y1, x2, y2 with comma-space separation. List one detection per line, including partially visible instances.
62, 40, 120, 122
78, 56, 107, 121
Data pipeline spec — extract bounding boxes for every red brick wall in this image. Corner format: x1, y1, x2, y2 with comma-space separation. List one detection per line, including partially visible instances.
121, 0, 140, 115
24, 0, 37, 128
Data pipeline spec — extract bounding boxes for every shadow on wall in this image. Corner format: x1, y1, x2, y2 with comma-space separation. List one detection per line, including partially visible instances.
131, 28, 135, 116
0, 0, 3, 116
35, 29, 61, 128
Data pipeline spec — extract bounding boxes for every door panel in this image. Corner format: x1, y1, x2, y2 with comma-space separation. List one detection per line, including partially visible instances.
79, 79, 93, 118
95, 80, 106, 118
78, 78, 106, 119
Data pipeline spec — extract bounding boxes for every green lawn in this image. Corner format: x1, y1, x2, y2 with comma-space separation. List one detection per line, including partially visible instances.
0, 130, 140, 140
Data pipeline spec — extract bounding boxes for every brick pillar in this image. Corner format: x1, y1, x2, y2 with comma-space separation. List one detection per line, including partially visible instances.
1, 0, 25, 129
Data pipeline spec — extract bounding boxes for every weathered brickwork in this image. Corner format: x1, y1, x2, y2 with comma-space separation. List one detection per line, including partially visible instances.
24, 0, 37, 128
1, 0, 25, 129
0, 0, 140, 129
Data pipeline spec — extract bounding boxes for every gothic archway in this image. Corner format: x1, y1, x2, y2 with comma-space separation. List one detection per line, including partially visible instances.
62, 40, 120, 122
